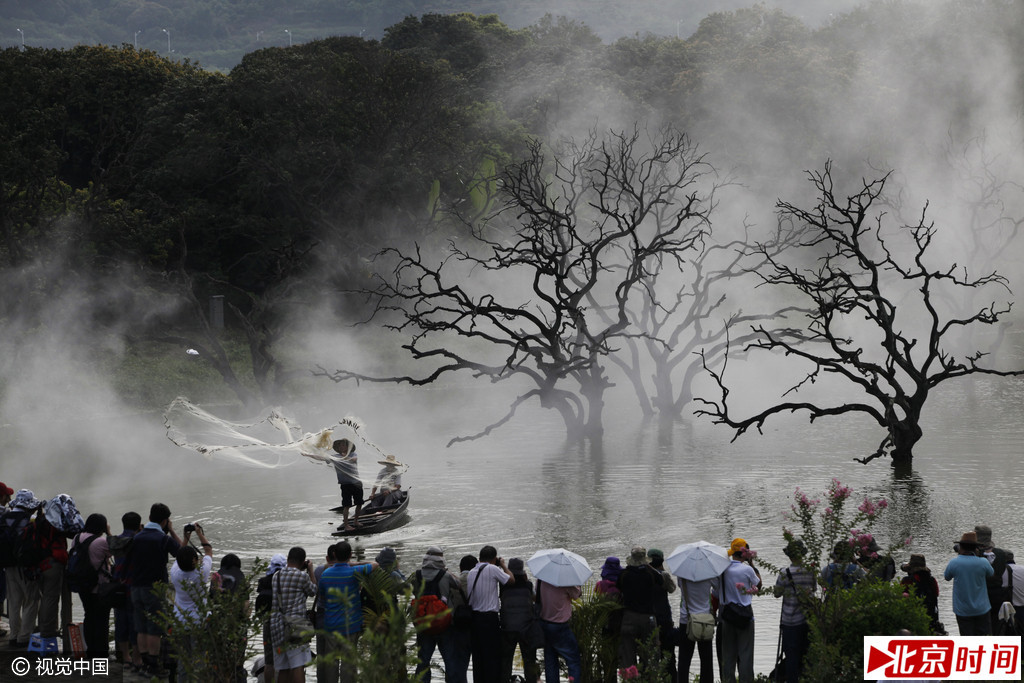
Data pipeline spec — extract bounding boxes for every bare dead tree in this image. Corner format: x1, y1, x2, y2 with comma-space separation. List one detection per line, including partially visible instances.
944, 129, 1024, 271
941, 129, 1024, 357
694, 161, 1024, 465
317, 126, 719, 443
596, 224, 808, 418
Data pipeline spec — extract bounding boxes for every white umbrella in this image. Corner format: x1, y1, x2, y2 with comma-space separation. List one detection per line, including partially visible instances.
526, 548, 593, 587
666, 541, 731, 582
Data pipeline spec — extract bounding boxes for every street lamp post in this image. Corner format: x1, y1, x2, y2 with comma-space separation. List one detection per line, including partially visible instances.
16, 28, 24, 49
162, 28, 171, 55
284, 29, 291, 46
134, 29, 142, 49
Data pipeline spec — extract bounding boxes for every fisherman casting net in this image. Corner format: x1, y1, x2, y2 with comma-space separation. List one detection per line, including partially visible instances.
163, 396, 389, 469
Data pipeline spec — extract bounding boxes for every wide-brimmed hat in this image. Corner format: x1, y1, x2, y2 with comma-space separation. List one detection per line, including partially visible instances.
901, 554, 930, 573
957, 531, 980, 547
377, 454, 403, 467
376, 547, 397, 567
600, 556, 622, 581
626, 546, 649, 567
0, 482, 13, 497
831, 540, 854, 561
9, 489, 41, 510
729, 538, 749, 556
647, 548, 665, 563
974, 525, 993, 547
784, 539, 807, 560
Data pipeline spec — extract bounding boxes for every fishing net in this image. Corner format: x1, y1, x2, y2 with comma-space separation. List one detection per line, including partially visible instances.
163, 396, 387, 469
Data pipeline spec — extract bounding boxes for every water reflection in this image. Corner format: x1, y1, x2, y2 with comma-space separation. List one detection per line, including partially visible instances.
13, 374, 1024, 675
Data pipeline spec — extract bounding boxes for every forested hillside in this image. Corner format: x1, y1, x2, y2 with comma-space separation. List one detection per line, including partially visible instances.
2, 1, 1023, 443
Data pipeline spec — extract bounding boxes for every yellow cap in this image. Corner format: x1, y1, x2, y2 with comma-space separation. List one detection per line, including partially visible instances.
729, 538, 749, 556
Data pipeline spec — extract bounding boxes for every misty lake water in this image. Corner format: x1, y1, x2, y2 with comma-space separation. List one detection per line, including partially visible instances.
14, 366, 1024, 679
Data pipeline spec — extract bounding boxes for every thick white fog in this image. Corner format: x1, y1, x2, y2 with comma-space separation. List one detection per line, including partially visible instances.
2, 1, 1023, 493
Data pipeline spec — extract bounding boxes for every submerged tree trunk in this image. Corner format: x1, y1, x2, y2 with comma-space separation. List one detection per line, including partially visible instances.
888, 420, 923, 466
886, 397, 924, 466
578, 362, 611, 438
540, 390, 587, 441
582, 388, 605, 438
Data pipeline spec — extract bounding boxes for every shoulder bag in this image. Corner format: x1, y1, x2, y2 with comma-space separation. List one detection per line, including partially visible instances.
275, 571, 314, 646
719, 572, 754, 629
525, 582, 546, 649
452, 570, 478, 629
682, 581, 716, 642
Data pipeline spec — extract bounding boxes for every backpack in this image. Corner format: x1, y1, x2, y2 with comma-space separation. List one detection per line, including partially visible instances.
107, 534, 133, 559
17, 517, 54, 569
413, 570, 452, 635
67, 534, 101, 594
0, 509, 33, 568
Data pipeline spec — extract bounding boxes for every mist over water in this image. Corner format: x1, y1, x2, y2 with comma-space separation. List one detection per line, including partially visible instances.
2, 2, 1024, 678
8, 367, 1023, 675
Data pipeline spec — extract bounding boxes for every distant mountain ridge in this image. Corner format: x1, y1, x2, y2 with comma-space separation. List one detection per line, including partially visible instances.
1, 0, 864, 71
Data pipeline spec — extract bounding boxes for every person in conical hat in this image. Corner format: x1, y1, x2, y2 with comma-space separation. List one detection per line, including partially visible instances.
368, 454, 405, 509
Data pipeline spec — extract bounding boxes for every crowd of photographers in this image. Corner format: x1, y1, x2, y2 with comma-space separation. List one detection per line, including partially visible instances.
1, 481, 1022, 683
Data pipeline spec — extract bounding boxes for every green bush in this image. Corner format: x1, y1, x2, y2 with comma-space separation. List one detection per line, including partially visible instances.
571, 587, 621, 683
803, 580, 932, 682
156, 561, 264, 683
754, 480, 930, 683
570, 586, 672, 683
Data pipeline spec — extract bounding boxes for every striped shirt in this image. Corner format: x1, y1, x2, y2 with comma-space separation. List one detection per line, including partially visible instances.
775, 565, 816, 626
466, 562, 510, 612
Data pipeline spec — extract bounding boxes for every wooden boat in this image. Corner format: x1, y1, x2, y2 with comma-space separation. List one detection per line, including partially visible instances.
331, 491, 410, 537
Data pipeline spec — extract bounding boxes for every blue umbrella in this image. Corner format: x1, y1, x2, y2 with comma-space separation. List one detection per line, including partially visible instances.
527, 548, 593, 587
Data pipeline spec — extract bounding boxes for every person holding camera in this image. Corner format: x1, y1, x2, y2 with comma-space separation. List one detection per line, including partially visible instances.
171, 523, 213, 619
127, 502, 184, 678
170, 523, 213, 681
943, 531, 994, 635
466, 545, 514, 682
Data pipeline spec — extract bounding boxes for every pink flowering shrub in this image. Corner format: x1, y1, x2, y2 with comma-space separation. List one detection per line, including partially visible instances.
618, 665, 640, 680
757, 479, 928, 682
773, 478, 904, 577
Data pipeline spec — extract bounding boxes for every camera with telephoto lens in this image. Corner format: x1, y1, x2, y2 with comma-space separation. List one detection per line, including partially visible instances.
184, 522, 202, 533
